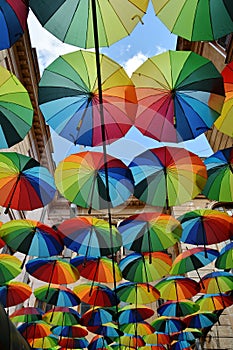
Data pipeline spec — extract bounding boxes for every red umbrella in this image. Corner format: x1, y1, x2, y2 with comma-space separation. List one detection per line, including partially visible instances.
155, 276, 200, 300
0, 281, 32, 308
74, 283, 119, 307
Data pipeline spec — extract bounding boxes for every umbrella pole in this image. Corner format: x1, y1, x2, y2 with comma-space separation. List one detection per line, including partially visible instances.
45, 261, 57, 299
91, 0, 120, 334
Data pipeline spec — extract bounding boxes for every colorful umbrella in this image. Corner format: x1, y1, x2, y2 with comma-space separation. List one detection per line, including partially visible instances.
169, 247, 219, 277
129, 146, 207, 208
215, 241, 233, 269
202, 147, 233, 202
27, 334, 59, 349
157, 300, 199, 318
215, 61, 233, 136
0, 281, 32, 308
10, 307, 44, 323
38, 50, 137, 147
18, 320, 52, 339
0, 152, 56, 213
88, 335, 112, 350
119, 251, 172, 283
55, 151, 134, 211
71, 256, 122, 283
87, 322, 123, 338
179, 209, 233, 245
119, 212, 182, 253
58, 337, 89, 349
143, 333, 171, 345
155, 276, 200, 300
0, 254, 22, 283
26, 257, 80, 285
115, 335, 145, 348
131, 50, 225, 143
0, 1, 29, 49
152, 0, 233, 41
74, 283, 119, 307
0, 66, 33, 148
120, 322, 155, 336
81, 307, 114, 327
34, 284, 81, 307
196, 293, 233, 312
118, 304, 154, 324
58, 216, 122, 257
139, 345, 166, 350
0, 219, 63, 258
43, 306, 81, 326
183, 311, 218, 329
199, 271, 233, 294
151, 317, 186, 335
116, 282, 160, 304
172, 328, 202, 342
52, 325, 88, 338
29, 0, 148, 48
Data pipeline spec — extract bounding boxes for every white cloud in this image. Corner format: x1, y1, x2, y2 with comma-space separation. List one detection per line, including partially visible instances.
123, 52, 148, 76
155, 45, 167, 55
28, 12, 78, 72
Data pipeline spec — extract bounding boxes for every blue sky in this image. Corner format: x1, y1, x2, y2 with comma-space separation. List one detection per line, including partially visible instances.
28, 3, 213, 164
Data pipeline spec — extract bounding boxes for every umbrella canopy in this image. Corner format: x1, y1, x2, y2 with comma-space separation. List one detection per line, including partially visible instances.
116, 282, 160, 304
119, 251, 172, 282
157, 300, 199, 318
74, 283, 119, 307
26, 257, 80, 285
152, 0, 233, 41
88, 335, 112, 350
43, 306, 81, 326
155, 276, 200, 300
29, 0, 148, 48
170, 340, 193, 350
183, 311, 218, 329
38, 50, 137, 147
215, 61, 233, 136
0, 254, 22, 283
27, 334, 58, 349
58, 337, 89, 349
172, 328, 202, 342
179, 209, 233, 245
10, 307, 44, 323
0, 66, 33, 148
18, 320, 52, 339
199, 271, 233, 294
34, 284, 81, 307
215, 242, 233, 269
71, 256, 122, 283
151, 316, 186, 335
81, 307, 114, 327
129, 146, 207, 208
143, 332, 171, 345
58, 216, 122, 257
118, 304, 154, 324
170, 247, 219, 275
0, 281, 32, 308
115, 335, 145, 348
52, 325, 88, 338
0, 1, 28, 49
55, 151, 134, 211
87, 322, 123, 338
120, 322, 155, 337
196, 293, 233, 312
131, 50, 225, 143
119, 212, 182, 253
202, 147, 233, 201
0, 219, 63, 258
0, 152, 56, 213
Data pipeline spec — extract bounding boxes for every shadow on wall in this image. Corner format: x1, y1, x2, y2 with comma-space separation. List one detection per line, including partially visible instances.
0, 304, 31, 350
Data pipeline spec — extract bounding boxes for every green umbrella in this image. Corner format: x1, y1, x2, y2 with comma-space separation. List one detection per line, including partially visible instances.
0, 66, 33, 148
0, 254, 22, 284
215, 242, 233, 269
29, 0, 148, 48
152, 0, 233, 41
